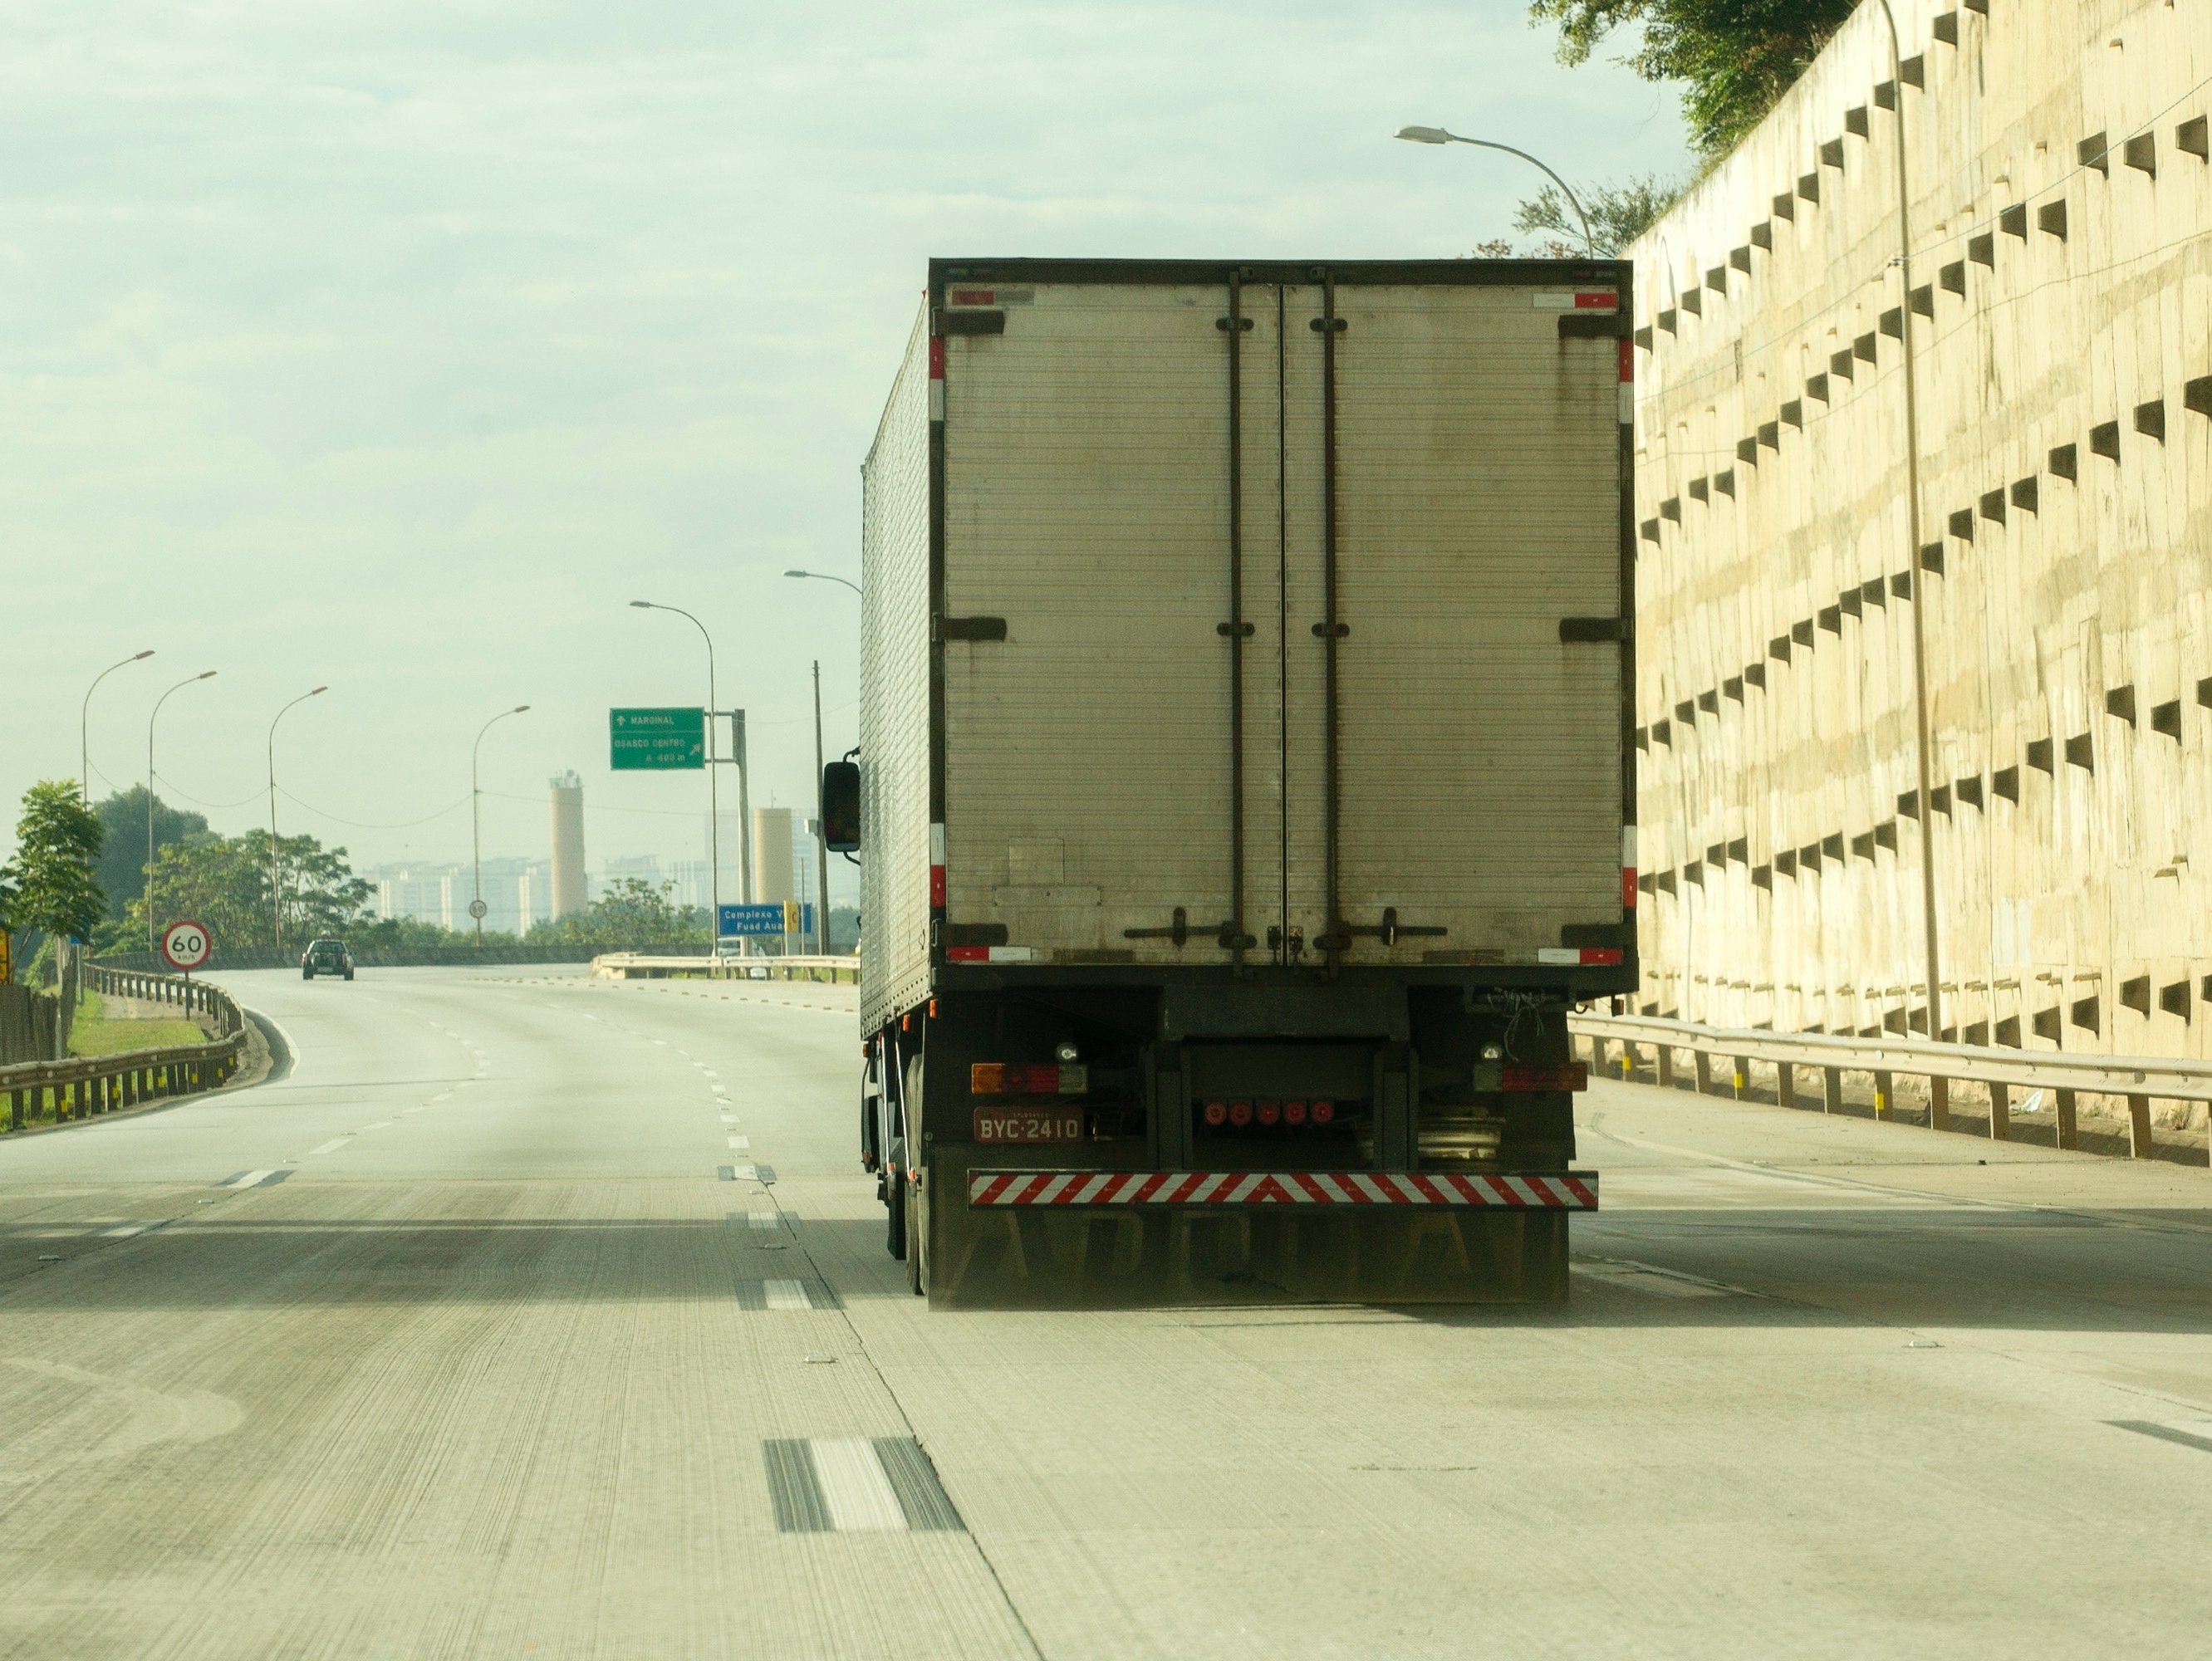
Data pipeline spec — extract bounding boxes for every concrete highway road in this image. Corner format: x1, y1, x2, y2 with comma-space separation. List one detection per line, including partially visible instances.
2, 967, 2208, 1659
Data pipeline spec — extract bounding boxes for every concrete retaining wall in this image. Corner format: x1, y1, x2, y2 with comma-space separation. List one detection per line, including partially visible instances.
1625, 0, 2210, 1056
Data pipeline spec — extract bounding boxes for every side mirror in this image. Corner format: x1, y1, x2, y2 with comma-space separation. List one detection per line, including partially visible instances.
822, 760, 861, 851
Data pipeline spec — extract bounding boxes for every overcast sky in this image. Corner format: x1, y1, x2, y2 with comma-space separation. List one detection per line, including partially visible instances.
2, 1, 1686, 901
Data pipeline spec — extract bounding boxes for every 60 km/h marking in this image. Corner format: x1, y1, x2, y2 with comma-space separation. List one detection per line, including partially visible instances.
160, 919, 213, 971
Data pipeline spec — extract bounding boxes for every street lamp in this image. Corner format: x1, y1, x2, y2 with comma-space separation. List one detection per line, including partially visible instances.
783, 568, 861, 597
472, 705, 531, 946
783, 570, 860, 956
82, 649, 154, 802
630, 600, 749, 958
147, 670, 217, 954
1395, 125, 1597, 256
267, 687, 328, 952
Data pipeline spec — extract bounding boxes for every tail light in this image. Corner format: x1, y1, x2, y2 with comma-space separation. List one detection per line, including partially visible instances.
1499, 1064, 1590, 1093
1229, 1100, 1253, 1127
1203, 1100, 1228, 1126
971, 1063, 1089, 1095
1311, 1100, 1335, 1125
1256, 1100, 1281, 1126
1284, 1100, 1308, 1125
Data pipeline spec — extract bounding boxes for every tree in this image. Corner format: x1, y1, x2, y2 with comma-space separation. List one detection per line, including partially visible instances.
117, 829, 375, 953
3, 782, 106, 943
1513, 174, 1685, 256
531, 878, 707, 951
92, 787, 209, 922
1528, 0, 1857, 157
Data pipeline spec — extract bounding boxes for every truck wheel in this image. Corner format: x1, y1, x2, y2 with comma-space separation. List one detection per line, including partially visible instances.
885, 1153, 908, 1260
302, 968, 313, 980
343, 968, 354, 981
905, 1169, 929, 1296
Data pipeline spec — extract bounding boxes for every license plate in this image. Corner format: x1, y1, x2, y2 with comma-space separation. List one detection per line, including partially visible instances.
973, 1108, 1085, 1144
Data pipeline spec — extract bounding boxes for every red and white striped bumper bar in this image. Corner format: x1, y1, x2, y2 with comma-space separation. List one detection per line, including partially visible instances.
968, 1171, 1598, 1209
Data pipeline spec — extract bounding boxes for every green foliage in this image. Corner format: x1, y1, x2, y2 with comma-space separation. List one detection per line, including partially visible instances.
1529, 0, 1856, 156
119, 829, 374, 953
529, 877, 708, 951
1513, 174, 1686, 256
2, 782, 107, 941
93, 787, 211, 921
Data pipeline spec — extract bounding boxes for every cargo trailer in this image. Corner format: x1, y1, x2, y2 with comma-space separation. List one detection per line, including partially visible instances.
843, 257, 1635, 1306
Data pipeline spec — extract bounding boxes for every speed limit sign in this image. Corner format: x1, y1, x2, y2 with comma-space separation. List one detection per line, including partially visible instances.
161, 919, 213, 972
468, 899, 489, 920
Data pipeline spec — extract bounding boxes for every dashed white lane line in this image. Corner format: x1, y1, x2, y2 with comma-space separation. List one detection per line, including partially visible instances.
811, 1439, 915, 1531
728, 1136, 751, 1150
361, 1120, 395, 1131
306, 1139, 350, 1156
762, 1279, 812, 1312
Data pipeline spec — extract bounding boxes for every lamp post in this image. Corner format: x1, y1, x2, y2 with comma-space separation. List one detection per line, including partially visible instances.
1875, 0, 1944, 1061
1394, 125, 1597, 256
631, 600, 746, 958
147, 670, 217, 954
82, 649, 154, 802
783, 568, 861, 597
784, 570, 860, 955
472, 706, 531, 946
267, 687, 328, 951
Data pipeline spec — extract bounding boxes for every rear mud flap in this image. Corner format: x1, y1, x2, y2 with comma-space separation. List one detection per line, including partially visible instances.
923, 1149, 1574, 1310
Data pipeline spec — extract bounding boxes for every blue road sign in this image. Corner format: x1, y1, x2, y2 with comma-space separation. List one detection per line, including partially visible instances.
719, 902, 815, 938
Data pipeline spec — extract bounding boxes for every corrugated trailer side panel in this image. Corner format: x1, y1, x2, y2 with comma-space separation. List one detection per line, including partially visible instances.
939, 282, 1238, 962
859, 307, 935, 1032
1331, 282, 1626, 956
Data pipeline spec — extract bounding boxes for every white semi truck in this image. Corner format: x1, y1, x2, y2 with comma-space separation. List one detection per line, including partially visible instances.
831, 257, 1635, 1307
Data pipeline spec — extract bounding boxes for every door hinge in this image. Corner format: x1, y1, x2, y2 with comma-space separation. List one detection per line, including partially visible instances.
1217, 621, 1256, 638
1308, 317, 1349, 333
1215, 316, 1256, 332
1311, 621, 1349, 638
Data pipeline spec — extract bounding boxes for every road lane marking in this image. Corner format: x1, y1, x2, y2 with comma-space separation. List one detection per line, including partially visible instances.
216, 1170, 290, 1190
2110, 1420, 2212, 1455
306, 1139, 350, 1156
1572, 1259, 1737, 1298
729, 1212, 784, 1231
763, 1439, 963, 1533
728, 1136, 750, 1150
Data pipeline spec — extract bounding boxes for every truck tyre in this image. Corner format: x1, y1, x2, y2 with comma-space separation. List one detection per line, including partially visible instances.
885, 1149, 908, 1260
343, 968, 354, 981
302, 968, 313, 980
905, 1169, 929, 1296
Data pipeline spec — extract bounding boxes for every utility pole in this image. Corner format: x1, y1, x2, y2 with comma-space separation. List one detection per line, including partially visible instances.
812, 661, 831, 954
147, 670, 217, 956
473, 706, 531, 946
268, 686, 327, 951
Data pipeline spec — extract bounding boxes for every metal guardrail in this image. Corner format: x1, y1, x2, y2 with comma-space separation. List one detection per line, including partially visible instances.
1, 964, 249, 1133
591, 953, 861, 984
1569, 1009, 2212, 1160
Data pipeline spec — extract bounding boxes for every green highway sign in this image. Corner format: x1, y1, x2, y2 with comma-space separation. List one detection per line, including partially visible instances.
610, 707, 706, 771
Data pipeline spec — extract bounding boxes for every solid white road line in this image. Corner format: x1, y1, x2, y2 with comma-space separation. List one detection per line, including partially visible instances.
808, 1438, 909, 1531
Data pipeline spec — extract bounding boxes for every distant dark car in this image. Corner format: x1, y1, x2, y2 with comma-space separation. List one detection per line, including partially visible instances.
302, 938, 354, 981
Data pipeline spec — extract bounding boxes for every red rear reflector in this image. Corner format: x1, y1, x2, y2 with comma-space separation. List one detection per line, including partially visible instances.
1203, 1100, 1228, 1126
928, 337, 945, 378
1582, 948, 1623, 965
1500, 1065, 1591, 1093
1618, 338, 1634, 381
1229, 1100, 1253, 1128
948, 288, 995, 306
1311, 1100, 1335, 1125
971, 1063, 1087, 1095
1284, 1100, 1308, 1126
1256, 1100, 1281, 1126
1575, 292, 1616, 308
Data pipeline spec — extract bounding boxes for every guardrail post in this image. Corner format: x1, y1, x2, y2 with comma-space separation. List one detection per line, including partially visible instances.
1873, 1069, 1892, 1120
1989, 1081, 2009, 1140
1656, 1045, 1675, 1088
1694, 1050, 1713, 1094
2127, 1095, 2154, 1159
1733, 1055, 1751, 1100
1929, 1076, 1950, 1132
1823, 1066, 1843, 1114
1778, 1061, 1796, 1109
2054, 1088, 2077, 1150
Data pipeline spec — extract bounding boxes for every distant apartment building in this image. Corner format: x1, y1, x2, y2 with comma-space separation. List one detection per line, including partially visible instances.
372, 859, 552, 936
